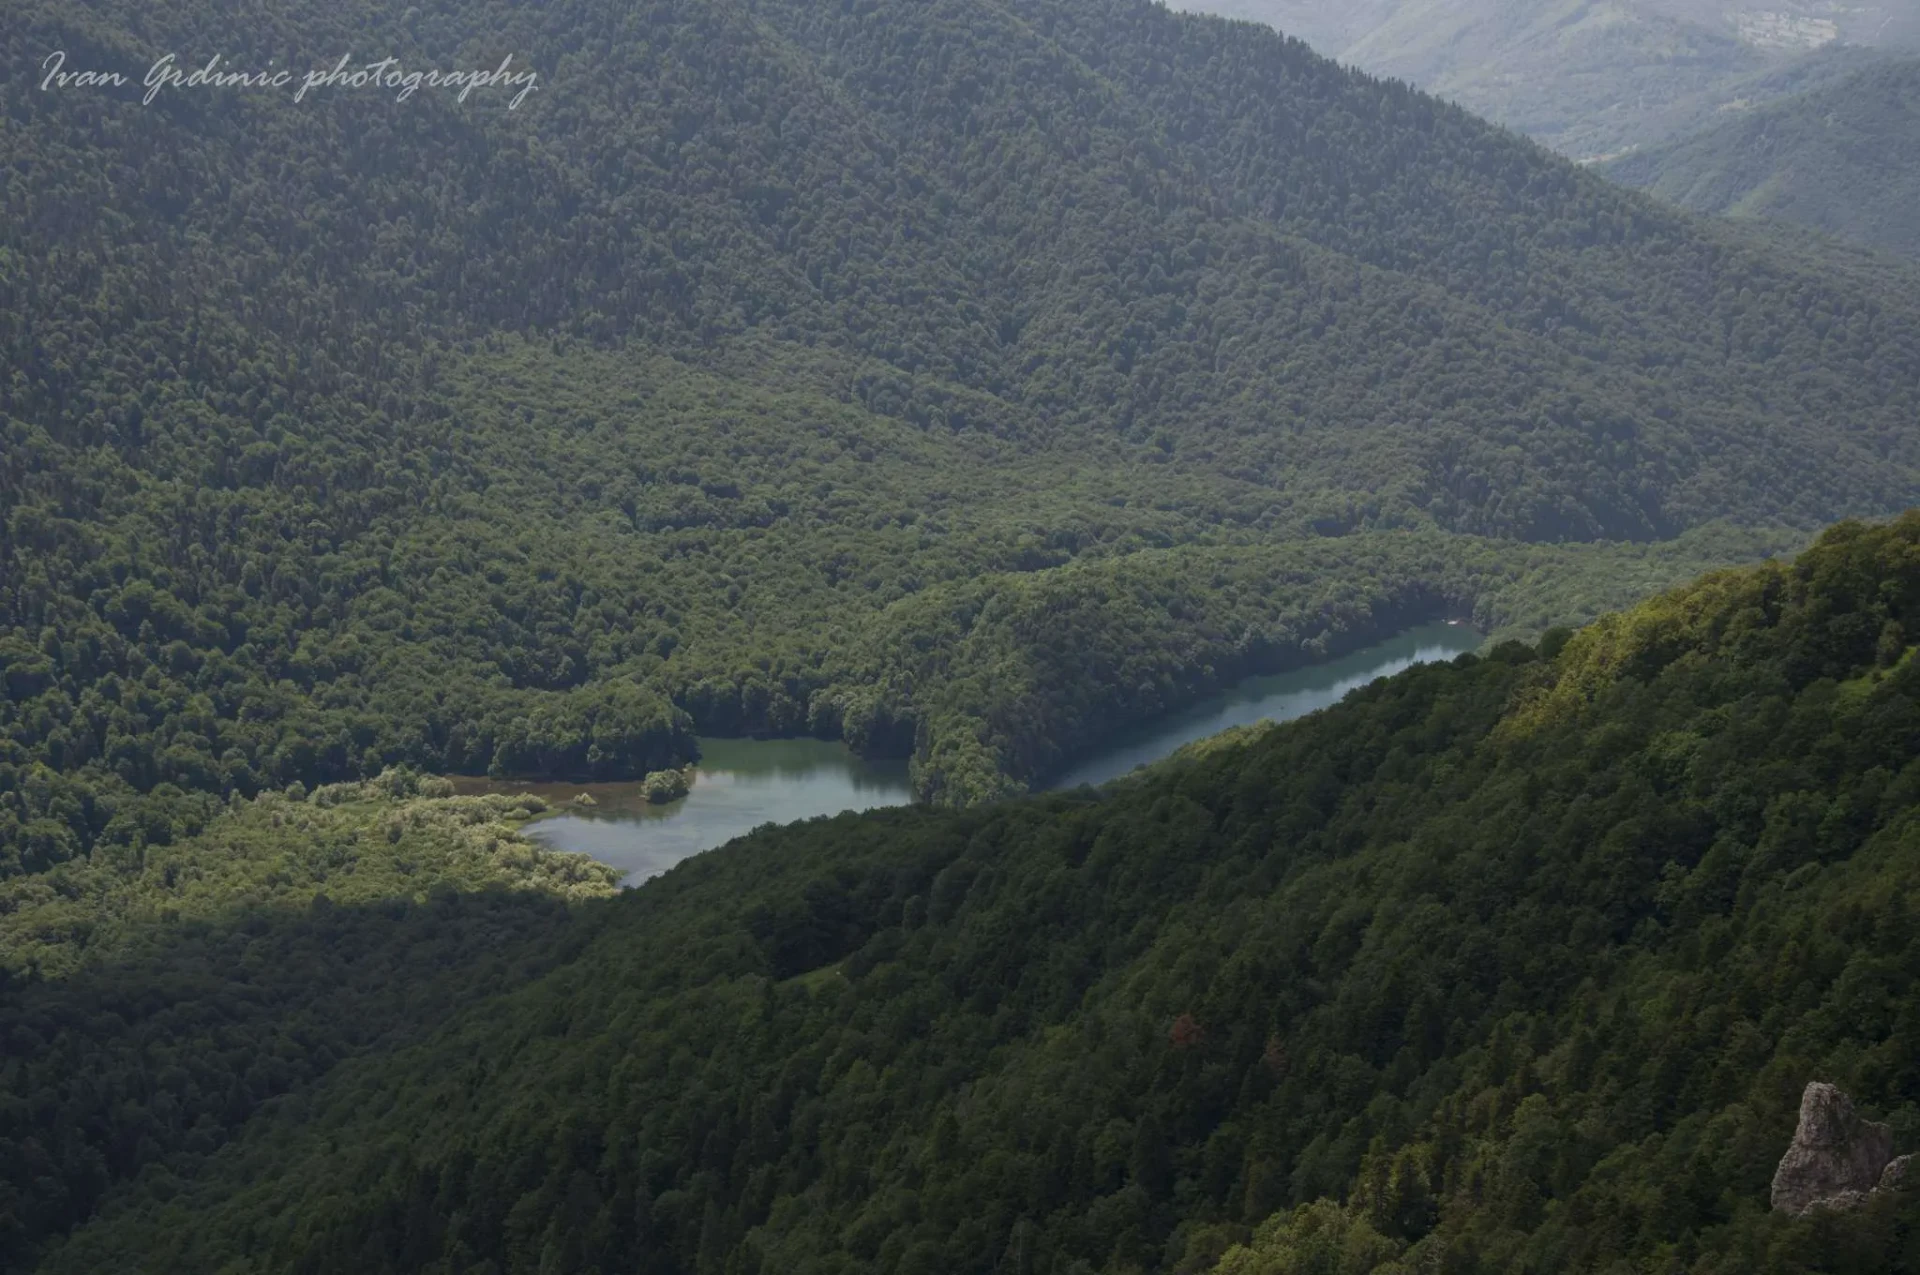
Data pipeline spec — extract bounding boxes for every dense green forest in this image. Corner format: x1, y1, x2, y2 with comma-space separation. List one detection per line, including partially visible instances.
11, 0, 1920, 1268
8, 514, 1919, 1273
1604, 58, 1920, 260
7, 0, 1920, 881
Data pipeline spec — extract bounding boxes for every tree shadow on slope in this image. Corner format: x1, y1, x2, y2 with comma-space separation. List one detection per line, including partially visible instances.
0, 885, 605, 1271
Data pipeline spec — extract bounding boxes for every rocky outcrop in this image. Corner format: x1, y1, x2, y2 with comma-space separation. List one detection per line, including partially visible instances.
1771, 1082, 1912, 1216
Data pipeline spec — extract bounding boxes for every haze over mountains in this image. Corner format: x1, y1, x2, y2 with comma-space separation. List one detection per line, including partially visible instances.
1182, 0, 1920, 160
1605, 56, 1920, 259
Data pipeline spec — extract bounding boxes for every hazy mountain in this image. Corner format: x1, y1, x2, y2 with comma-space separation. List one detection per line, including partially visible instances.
1605, 57, 1920, 259
1183, 0, 1920, 159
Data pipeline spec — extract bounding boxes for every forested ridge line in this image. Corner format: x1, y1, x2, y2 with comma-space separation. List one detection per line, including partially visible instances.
7, 0, 1920, 1266
11, 512, 1920, 1274
1604, 57, 1920, 261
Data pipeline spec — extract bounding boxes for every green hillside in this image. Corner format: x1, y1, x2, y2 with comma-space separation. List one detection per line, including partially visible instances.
1605, 58, 1920, 260
10, 513, 1920, 1273
7, 0, 1920, 882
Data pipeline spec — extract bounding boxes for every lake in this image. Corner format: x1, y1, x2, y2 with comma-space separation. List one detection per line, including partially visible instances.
1042, 621, 1481, 790
493, 738, 913, 886
503, 622, 1480, 884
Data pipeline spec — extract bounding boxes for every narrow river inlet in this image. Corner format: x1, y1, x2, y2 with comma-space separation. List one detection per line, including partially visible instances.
496, 622, 1480, 885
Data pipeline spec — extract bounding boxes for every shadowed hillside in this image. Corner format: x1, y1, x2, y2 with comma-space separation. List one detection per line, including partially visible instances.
14, 514, 1920, 1273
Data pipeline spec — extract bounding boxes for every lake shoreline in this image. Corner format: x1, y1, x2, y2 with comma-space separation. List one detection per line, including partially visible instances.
1041, 620, 1482, 790
455, 622, 1481, 886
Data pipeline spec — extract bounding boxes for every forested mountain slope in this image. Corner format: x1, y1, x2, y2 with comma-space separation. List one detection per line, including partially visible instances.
1181, 0, 1917, 160
1605, 58, 1920, 260
14, 513, 1920, 1273
6, 0, 1920, 872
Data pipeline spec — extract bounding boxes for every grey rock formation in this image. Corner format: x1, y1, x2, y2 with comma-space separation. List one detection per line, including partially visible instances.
1771, 1082, 1912, 1215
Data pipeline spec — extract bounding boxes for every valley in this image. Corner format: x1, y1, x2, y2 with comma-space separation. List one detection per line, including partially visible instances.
4, 0, 1920, 1270
485, 623, 1483, 885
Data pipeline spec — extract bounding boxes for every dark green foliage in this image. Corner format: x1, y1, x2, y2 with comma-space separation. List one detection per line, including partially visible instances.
0, 770, 616, 1267
1, 887, 595, 1270
17, 514, 1920, 1274
1605, 58, 1920, 260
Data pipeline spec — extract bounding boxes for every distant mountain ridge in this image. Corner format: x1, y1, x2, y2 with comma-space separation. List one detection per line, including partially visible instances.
1604, 57, 1920, 260
1181, 0, 1920, 159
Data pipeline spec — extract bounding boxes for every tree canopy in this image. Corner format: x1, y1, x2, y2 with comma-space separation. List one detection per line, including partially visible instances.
11, 514, 1920, 1274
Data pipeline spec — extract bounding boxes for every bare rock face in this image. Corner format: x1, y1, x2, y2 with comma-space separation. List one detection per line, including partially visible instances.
1771, 1082, 1911, 1216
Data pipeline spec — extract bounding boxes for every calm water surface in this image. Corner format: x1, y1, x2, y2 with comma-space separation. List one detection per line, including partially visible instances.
1044, 622, 1481, 790
498, 623, 1480, 885
488, 738, 912, 886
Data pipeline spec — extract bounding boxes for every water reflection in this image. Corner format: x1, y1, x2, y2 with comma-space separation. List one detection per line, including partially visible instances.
467, 738, 911, 886
1043, 622, 1480, 790
475, 623, 1479, 885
